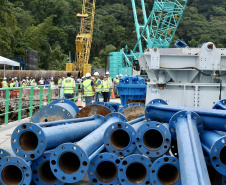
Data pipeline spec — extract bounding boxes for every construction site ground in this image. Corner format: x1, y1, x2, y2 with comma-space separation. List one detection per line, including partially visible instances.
0, 97, 121, 185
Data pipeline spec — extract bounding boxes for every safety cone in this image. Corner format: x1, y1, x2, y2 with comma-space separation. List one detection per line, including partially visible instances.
111, 88, 115, 99
43, 98, 47, 106
77, 92, 83, 108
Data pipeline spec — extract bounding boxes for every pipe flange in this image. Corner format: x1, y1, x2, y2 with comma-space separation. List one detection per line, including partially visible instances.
150, 156, 181, 185
170, 138, 179, 158
118, 154, 152, 185
212, 99, 226, 110
49, 98, 79, 113
205, 157, 221, 185
50, 143, 89, 183
91, 102, 115, 112
104, 113, 127, 123
145, 99, 168, 120
119, 103, 145, 121
209, 136, 226, 176
136, 122, 171, 158
88, 153, 121, 185
31, 152, 64, 185
104, 122, 136, 157
169, 111, 204, 140
0, 149, 11, 160
119, 103, 145, 112
11, 123, 47, 161
0, 156, 32, 185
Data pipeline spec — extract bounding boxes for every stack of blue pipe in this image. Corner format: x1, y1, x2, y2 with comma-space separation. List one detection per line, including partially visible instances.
2, 98, 226, 185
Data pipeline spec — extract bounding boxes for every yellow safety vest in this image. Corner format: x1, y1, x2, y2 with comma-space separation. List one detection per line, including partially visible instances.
83, 79, 94, 96
58, 79, 62, 86
22, 82, 25, 87
10, 82, 15, 88
3, 81, 8, 88
64, 77, 74, 94
31, 81, 36, 86
114, 78, 119, 86
95, 79, 102, 92
51, 81, 54, 86
102, 80, 110, 92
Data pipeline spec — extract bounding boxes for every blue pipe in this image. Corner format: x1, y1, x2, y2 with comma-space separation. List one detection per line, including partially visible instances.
0, 156, 32, 185
118, 154, 152, 185
103, 116, 146, 157
169, 111, 211, 185
0, 149, 11, 160
50, 113, 127, 183
200, 131, 226, 176
136, 122, 171, 158
145, 99, 226, 131
31, 151, 64, 185
213, 99, 226, 110
150, 155, 181, 185
88, 153, 121, 185
11, 115, 104, 161
91, 102, 116, 112
31, 98, 79, 123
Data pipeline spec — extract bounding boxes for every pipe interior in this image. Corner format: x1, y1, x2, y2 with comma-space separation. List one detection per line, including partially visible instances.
158, 164, 179, 185
96, 161, 118, 183
207, 164, 220, 185
143, 129, 163, 149
39, 161, 58, 184
19, 131, 38, 152
110, 129, 130, 150
126, 163, 147, 183
1, 165, 22, 185
59, 152, 80, 174
220, 146, 226, 166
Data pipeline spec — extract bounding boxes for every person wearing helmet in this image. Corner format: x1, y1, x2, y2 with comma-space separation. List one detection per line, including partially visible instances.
10, 78, 15, 88
119, 74, 123, 78
58, 76, 62, 88
62, 73, 76, 100
14, 77, 19, 87
82, 73, 95, 106
2, 77, 8, 88
113, 75, 119, 96
25, 77, 29, 86
105, 71, 112, 102
93, 72, 101, 102
22, 79, 26, 87
101, 76, 110, 102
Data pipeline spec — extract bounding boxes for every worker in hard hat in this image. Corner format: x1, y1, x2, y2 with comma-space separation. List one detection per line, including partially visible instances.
10, 78, 15, 88
58, 76, 62, 88
62, 72, 76, 100
2, 77, 8, 88
31, 79, 36, 86
21, 79, 26, 87
14, 77, 19, 87
105, 71, 112, 102
82, 73, 95, 106
101, 76, 110, 102
113, 75, 119, 96
50, 78, 54, 86
93, 72, 101, 102
119, 74, 123, 78
25, 77, 30, 86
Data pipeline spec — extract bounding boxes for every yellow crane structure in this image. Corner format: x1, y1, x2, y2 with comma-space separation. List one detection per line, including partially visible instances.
66, 0, 96, 76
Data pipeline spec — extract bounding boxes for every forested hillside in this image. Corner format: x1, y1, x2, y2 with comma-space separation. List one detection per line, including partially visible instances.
1, 0, 226, 70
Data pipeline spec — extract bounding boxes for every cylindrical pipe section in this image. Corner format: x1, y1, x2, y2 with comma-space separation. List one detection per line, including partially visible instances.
31, 99, 79, 123
11, 115, 104, 160
0, 149, 11, 160
212, 99, 226, 110
118, 154, 152, 185
145, 99, 226, 131
119, 103, 145, 121
0, 156, 32, 185
31, 152, 64, 185
50, 113, 127, 183
136, 122, 171, 158
88, 153, 121, 185
150, 155, 181, 185
104, 117, 146, 157
169, 111, 211, 185
200, 130, 226, 176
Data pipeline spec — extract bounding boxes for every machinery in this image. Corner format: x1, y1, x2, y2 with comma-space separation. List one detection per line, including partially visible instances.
66, 0, 95, 76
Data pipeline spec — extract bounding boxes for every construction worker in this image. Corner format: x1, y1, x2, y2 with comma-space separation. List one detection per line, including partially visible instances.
113, 75, 119, 96
2, 77, 8, 88
105, 71, 112, 102
62, 73, 76, 100
119, 74, 123, 78
25, 77, 30, 86
101, 76, 110, 102
14, 77, 19, 87
22, 79, 26, 87
82, 73, 95, 106
50, 79, 54, 86
31, 79, 36, 86
10, 78, 15, 88
94, 72, 102, 102
58, 76, 62, 87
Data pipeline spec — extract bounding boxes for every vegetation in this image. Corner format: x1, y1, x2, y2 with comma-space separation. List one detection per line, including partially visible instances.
0, 0, 226, 70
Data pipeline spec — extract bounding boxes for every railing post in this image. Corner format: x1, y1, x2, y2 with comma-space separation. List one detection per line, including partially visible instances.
39, 86, 43, 108
48, 85, 51, 104
18, 88, 23, 120
4, 89, 9, 124
29, 87, 34, 117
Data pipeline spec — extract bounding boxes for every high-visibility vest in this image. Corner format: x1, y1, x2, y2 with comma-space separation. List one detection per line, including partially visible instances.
31, 81, 36, 86
114, 78, 119, 86
83, 79, 94, 96
51, 81, 54, 86
58, 79, 62, 86
10, 82, 15, 88
95, 79, 102, 92
3, 81, 8, 88
64, 77, 74, 94
102, 80, 110, 92
15, 81, 19, 87
22, 82, 25, 87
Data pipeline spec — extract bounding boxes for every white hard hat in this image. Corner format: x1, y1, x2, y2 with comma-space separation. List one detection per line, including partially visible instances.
86, 73, 91, 77
116, 75, 119, 78
119, 74, 123, 77
94, 72, 99, 76
106, 71, 110, 75
12, 78, 14, 80
63, 77, 65, 79
14, 77, 17, 79
33, 79, 35, 81
3, 77, 7, 80
23, 79, 25, 81
26, 76, 29, 79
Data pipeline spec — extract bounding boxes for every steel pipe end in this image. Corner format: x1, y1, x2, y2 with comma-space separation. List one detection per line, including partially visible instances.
88, 153, 121, 185
11, 123, 46, 161
49, 98, 79, 113
0, 149, 11, 160
50, 143, 89, 183
119, 103, 145, 121
145, 99, 168, 120
205, 157, 221, 185
169, 111, 204, 140
104, 122, 136, 157
0, 156, 32, 185
212, 99, 226, 110
119, 103, 145, 112
118, 154, 152, 185
31, 152, 64, 185
104, 113, 128, 123
150, 156, 181, 185
209, 136, 226, 176
136, 122, 171, 158
91, 102, 116, 112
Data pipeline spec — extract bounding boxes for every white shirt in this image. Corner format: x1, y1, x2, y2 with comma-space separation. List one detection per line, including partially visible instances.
39, 80, 44, 85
